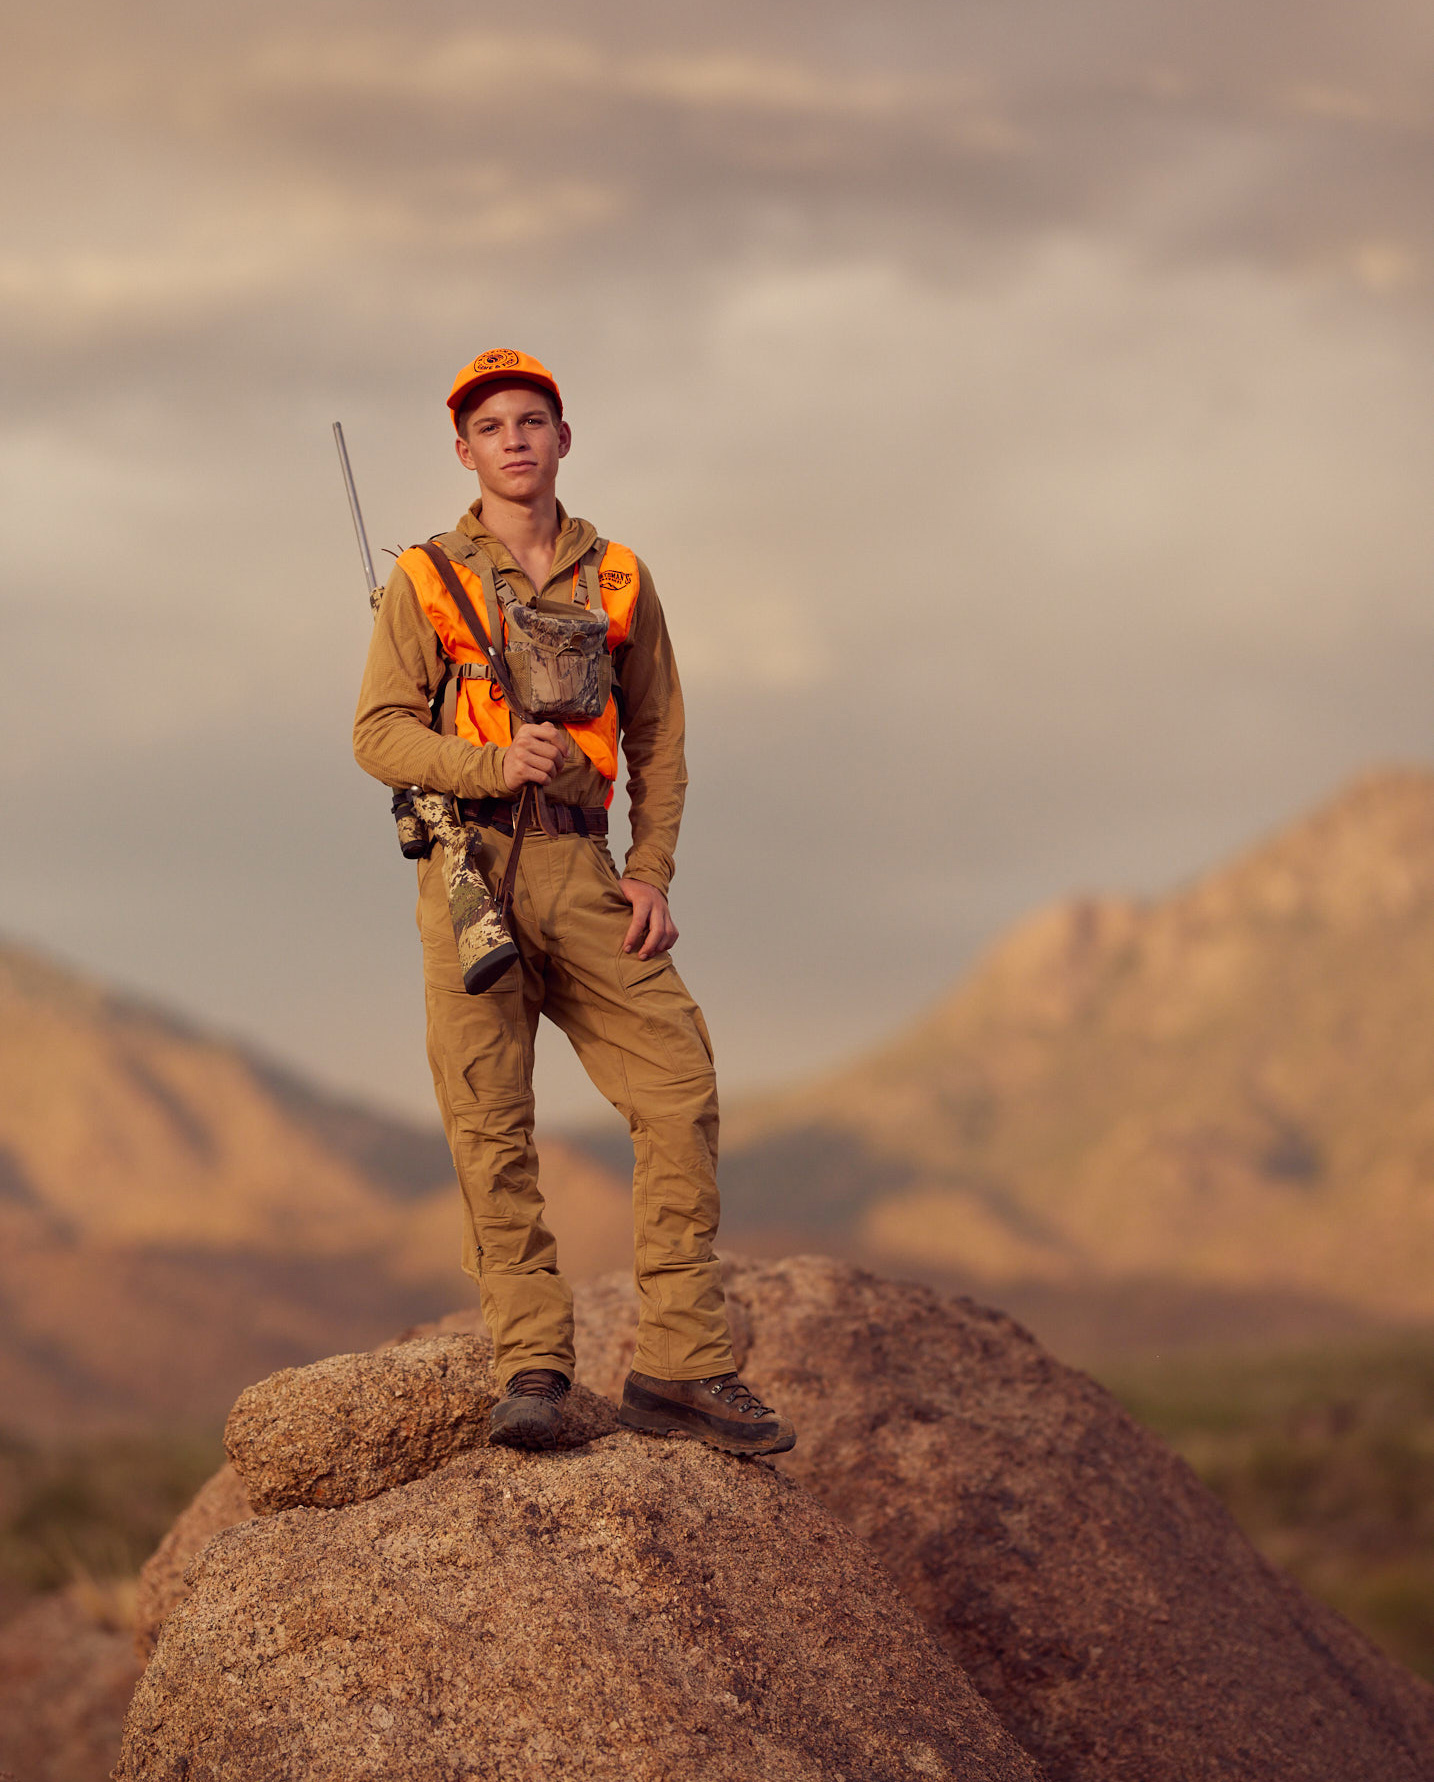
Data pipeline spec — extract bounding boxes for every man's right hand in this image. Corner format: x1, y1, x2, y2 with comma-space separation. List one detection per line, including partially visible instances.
502, 722, 570, 790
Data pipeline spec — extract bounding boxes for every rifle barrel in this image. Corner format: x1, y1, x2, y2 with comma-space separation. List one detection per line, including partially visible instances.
333, 421, 379, 594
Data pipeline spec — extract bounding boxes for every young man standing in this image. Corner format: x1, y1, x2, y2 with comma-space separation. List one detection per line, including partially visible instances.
354, 350, 794, 1456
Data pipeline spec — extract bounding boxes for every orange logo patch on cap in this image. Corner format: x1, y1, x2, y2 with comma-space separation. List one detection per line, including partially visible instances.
599, 569, 633, 593
448, 348, 561, 426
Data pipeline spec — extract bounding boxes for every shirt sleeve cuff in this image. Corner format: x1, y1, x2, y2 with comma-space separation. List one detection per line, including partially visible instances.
621, 848, 674, 896
457, 743, 511, 800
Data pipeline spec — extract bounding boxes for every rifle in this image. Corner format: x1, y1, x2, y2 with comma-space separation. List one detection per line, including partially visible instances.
333, 423, 428, 860
334, 422, 519, 992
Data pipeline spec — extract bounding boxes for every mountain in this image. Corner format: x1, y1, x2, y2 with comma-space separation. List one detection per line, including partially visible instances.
13, 763, 1432, 1433
0, 942, 631, 1433
707, 769, 1434, 1330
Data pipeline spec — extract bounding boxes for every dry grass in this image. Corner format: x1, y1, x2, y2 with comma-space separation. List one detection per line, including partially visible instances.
0, 1427, 221, 1610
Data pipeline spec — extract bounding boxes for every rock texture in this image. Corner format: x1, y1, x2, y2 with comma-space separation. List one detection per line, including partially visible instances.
557, 1257, 1434, 1782
224, 1332, 617, 1514
134, 1461, 255, 1657
116, 1433, 1040, 1782
0, 1585, 141, 1782
133, 1336, 617, 1660
123, 1255, 1434, 1782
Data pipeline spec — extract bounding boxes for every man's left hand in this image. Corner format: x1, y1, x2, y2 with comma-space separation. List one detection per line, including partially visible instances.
620, 880, 678, 959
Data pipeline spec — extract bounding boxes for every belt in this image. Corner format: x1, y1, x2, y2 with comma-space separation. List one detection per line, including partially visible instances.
457, 796, 608, 838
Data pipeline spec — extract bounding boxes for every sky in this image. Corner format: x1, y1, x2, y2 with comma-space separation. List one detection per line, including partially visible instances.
4, 0, 1434, 1124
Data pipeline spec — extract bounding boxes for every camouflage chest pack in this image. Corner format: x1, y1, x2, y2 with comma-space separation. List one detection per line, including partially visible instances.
499, 582, 611, 724
428, 539, 614, 729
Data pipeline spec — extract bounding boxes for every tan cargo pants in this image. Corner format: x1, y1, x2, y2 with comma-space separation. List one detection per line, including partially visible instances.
417, 821, 734, 1388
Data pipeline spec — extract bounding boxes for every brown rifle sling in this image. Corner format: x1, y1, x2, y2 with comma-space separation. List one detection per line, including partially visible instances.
417, 541, 528, 721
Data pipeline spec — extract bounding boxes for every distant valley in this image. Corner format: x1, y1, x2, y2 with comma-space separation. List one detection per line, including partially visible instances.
0, 945, 632, 1434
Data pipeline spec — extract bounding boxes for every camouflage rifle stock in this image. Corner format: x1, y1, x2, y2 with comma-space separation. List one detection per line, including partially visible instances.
336, 422, 518, 993
410, 793, 519, 991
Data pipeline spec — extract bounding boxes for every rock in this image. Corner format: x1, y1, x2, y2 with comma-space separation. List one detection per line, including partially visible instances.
223, 1333, 494, 1514
116, 1432, 1040, 1782
0, 1584, 142, 1782
134, 1461, 255, 1657
569, 1256, 1434, 1782
131, 1253, 1434, 1780
224, 1331, 620, 1514
137, 1338, 620, 1651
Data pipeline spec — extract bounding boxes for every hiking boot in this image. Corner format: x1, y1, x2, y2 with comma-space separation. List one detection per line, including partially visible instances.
489, 1368, 571, 1450
618, 1370, 796, 1456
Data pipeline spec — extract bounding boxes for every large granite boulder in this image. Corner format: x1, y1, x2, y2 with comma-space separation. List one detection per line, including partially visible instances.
134, 1331, 617, 1654
560, 1256, 1434, 1782
115, 1431, 1040, 1782
126, 1256, 1434, 1782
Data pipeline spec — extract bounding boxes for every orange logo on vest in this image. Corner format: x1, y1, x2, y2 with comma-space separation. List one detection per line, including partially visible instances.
599, 569, 633, 593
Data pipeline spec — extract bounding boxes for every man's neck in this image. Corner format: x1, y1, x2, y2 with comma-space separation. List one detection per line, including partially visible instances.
476, 490, 561, 594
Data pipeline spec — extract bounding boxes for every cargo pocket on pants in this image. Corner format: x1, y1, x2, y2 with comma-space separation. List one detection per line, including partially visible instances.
617, 954, 672, 991
616, 952, 674, 1024
454, 989, 531, 1108
615, 953, 717, 1075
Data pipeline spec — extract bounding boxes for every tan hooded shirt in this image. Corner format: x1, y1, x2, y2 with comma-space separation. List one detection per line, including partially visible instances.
353, 502, 687, 893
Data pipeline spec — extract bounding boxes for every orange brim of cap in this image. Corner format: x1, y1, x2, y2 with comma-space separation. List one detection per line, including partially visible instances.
447, 349, 563, 427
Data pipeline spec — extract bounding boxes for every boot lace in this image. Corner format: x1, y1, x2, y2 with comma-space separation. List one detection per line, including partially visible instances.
505, 1369, 570, 1405
702, 1373, 774, 1418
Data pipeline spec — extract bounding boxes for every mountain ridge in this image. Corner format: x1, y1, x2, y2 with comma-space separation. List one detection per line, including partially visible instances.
708, 767, 1434, 1323
0, 937, 633, 1433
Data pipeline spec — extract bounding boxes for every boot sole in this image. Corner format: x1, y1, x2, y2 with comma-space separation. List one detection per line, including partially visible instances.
617, 1401, 796, 1457
488, 1428, 561, 1451
488, 1410, 564, 1452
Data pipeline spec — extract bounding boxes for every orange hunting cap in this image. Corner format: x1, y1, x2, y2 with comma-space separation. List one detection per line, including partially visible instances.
447, 349, 563, 428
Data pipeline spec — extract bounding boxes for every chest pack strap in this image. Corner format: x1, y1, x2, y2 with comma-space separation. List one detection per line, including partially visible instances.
478, 563, 508, 670
480, 538, 608, 626
579, 540, 607, 610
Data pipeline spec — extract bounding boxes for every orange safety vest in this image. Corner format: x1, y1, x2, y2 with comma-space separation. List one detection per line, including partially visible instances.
399, 539, 641, 787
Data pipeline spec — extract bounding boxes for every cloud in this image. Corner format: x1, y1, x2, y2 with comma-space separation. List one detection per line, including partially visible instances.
3, 0, 1434, 1120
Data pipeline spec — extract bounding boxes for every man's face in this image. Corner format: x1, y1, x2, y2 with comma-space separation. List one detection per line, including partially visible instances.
454, 381, 570, 504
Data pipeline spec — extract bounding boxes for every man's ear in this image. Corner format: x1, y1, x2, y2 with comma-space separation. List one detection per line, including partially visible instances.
557, 421, 572, 459
455, 433, 477, 472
